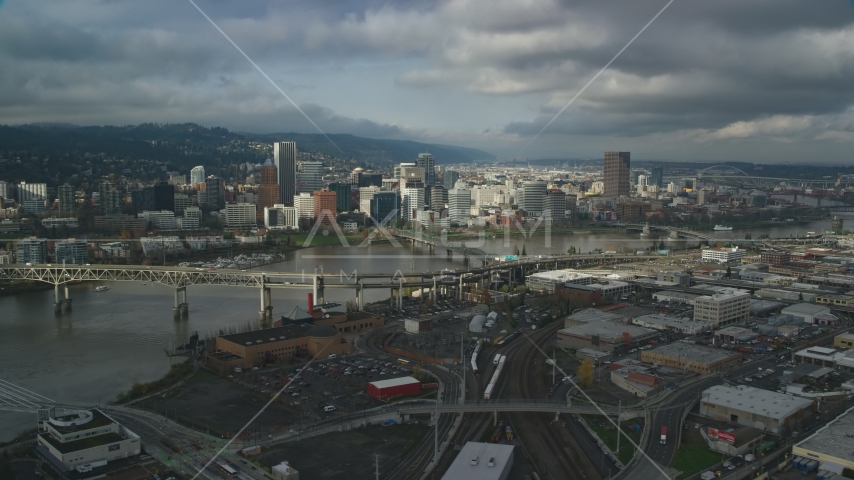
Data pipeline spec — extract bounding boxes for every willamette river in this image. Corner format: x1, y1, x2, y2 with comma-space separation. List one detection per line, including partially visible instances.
0, 220, 846, 440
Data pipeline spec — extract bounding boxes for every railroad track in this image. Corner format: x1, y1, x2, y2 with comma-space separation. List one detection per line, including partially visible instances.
514, 325, 579, 479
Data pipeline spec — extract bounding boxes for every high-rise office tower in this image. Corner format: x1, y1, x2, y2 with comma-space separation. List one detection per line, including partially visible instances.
257, 160, 280, 221
99, 183, 123, 215
17, 182, 47, 203
57, 184, 75, 215
443, 171, 459, 190
313, 190, 337, 224
153, 182, 175, 212
604, 151, 631, 198
650, 167, 664, 188
416, 153, 435, 186
430, 186, 448, 212
401, 186, 425, 222
203, 176, 224, 210
448, 188, 471, 223
190, 165, 206, 185
299, 161, 324, 194
520, 181, 547, 217
329, 183, 352, 213
370, 191, 400, 226
273, 141, 297, 205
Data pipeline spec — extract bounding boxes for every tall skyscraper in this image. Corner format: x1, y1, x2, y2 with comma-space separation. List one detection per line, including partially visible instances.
430, 185, 447, 213
99, 183, 123, 215
273, 141, 297, 205
257, 160, 280, 221
416, 153, 435, 186
329, 183, 352, 213
57, 184, 75, 215
299, 161, 324, 194
190, 165, 206, 185
604, 151, 631, 198
203, 176, 223, 210
153, 182, 175, 212
448, 188, 471, 224
520, 181, 547, 217
650, 167, 664, 188
443, 171, 459, 190
370, 191, 400, 226
401, 186, 425, 222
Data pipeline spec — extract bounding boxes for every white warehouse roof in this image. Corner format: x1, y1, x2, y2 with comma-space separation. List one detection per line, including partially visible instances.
702, 385, 813, 421
442, 442, 514, 480
368, 376, 420, 389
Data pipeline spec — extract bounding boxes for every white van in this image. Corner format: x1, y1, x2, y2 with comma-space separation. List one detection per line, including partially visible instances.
323, 405, 336, 412
328, 354, 337, 359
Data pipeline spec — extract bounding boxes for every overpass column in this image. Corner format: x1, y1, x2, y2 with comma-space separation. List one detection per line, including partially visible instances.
357, 280, 364, 312
259, 276, 267, 322
265, 287, 273, 321
63, 285, 72, 311
398, 277, 404, 310
459, 275, 464, 301
432, 276, 437, 303
54, 284, 62, 314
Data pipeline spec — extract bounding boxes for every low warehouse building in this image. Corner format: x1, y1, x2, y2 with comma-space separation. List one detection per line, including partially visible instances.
781, 303, 831, 325
207, 324, 351, 370
36, 408, 141, 474
700, 385, 813, 433
834, 333, 854, 349
404, 319, 432, 333
368, 377, 421, 401
792, 346, 845, 367
793, 406, 854, 473
442, 442, 514, 480
557, 321, 657, 353
641, 343, 741, 374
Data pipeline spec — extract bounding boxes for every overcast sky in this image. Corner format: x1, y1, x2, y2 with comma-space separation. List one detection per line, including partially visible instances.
2, 0, 854, 163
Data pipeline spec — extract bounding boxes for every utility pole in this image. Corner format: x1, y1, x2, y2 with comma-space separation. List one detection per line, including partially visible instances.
374, 454, 380, 480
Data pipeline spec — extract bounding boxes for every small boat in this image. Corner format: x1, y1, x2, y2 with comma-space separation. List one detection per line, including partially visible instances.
713, 225, 733, 231
94, 286, 109, 292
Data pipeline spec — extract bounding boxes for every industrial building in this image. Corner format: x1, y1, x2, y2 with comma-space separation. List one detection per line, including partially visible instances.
556, 321, 657, 353
781, 303, 832, 324
714, 326, 755, 343
631, 314, 711, 335
652, 291, 700, 305
701, 247, 745, 264
699, 385, 813, 433
792, 347, 845, 367
793, 406, 854, 473
405, 319, 432, 334
368, 377, 421, 401
526, 270, 593, 293
564, 308, 627, 328
207, 324, 351, 370
693, 289, 751, 326
640, 343, 741, 374
442, 442, 514, 480
834, 333, 854, 348
555, 283, 601, 307
36, 408, 141, 473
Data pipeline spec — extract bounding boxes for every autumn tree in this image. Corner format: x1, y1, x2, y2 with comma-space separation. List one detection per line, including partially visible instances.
577, 358, 594, 388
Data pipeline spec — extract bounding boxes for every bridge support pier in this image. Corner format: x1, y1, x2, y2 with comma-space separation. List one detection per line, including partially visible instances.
431, 276, 437, 303
63, 285, 72, 311
398, 278, 404, 310
54, 284, 62, 314
174, 287, 188, 318
447, 248, 452, 257
357, 281, 364, 312
494, 410, 497, 426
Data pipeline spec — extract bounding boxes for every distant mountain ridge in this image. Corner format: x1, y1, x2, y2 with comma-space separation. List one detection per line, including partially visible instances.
0, 123, 494, 165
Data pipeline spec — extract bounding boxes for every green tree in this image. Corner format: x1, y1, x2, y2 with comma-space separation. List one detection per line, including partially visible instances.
521, 244, 527, 256
577, 358, 594, 388
412, 364, 422, 381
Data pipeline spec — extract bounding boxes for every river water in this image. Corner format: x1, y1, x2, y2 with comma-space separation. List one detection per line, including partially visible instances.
0, 220, 843, 439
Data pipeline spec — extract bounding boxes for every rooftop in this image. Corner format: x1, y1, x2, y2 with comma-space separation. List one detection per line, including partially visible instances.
633, 314, 709, 328
528, 269, 592, 282
703, 385, 813, 420
795, 406, 854, 465
782, 303, 831, 314
645, 342, 741, 365
220, 324, 335, 347
566, 308, 626, 324
654, 291, 700, 300
442, 442, 514, 480
559, 320, 655, 341
715, 327, 753, 336
369, 376, 420, 389
48, 409, 115, 434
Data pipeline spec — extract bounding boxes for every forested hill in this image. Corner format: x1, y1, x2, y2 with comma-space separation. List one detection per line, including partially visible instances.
0, 123, 495, 184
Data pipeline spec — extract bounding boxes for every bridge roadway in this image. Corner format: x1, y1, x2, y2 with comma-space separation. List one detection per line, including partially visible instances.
396, 400, 629, 416
0, 251, 660, 315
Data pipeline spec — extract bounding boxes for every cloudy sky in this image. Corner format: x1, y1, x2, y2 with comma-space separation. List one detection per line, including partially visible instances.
1, 0, 854, 163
